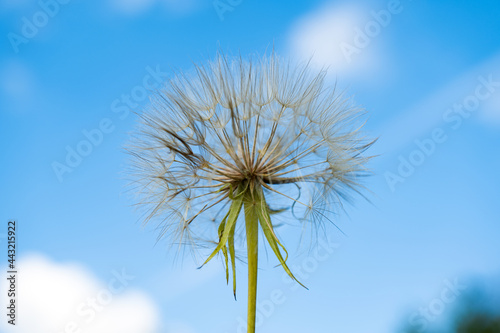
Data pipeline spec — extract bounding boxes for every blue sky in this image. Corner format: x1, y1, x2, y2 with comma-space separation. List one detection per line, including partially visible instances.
1, 0, 500, 332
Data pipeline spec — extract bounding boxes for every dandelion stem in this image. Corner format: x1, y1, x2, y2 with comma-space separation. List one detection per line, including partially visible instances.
244, 185, 259, 333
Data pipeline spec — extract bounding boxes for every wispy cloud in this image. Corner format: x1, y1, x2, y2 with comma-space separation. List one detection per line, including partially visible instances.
376, 52, 500, 155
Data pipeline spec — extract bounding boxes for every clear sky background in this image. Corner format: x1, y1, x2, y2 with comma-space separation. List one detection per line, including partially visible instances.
1, 0, 499, 332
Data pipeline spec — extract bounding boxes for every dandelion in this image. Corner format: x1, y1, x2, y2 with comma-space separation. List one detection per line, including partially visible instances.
127, 51, 374, 332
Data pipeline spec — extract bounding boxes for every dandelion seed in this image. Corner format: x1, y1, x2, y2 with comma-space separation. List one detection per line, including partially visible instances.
126, 51, 374, 332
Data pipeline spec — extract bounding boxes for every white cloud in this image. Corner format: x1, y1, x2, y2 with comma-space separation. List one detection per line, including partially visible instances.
287, 2, 386, 79
0, 254, 160, 333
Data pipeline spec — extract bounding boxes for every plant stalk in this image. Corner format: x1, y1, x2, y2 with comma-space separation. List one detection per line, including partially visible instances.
244, 188, 259, 333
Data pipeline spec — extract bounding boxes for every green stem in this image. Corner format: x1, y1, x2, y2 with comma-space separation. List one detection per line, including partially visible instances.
244, 188, 259, 333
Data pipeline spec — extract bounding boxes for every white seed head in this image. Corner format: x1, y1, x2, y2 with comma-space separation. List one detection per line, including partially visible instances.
127, 52, 374, 253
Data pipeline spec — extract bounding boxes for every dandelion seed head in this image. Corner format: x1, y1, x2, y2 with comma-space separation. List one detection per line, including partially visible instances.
127, 52, 374, 253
